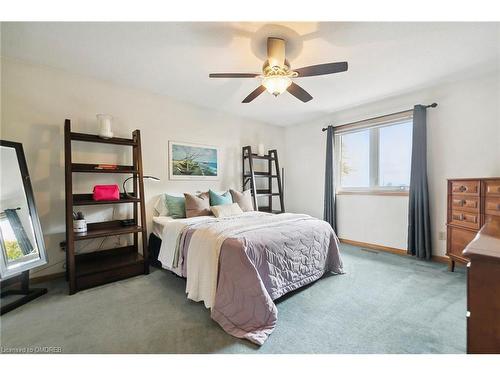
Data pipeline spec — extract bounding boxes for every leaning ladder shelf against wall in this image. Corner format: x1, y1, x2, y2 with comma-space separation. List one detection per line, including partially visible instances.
64, 119, 149, 295
242, 146, 284, 213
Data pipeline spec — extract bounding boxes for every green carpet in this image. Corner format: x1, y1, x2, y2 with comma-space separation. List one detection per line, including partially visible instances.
0, 244, 466, 353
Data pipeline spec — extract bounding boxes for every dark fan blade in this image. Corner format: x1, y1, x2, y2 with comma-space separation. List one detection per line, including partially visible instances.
209, 73, 260, 78
294, 62, 348, 77
287, 82, 313, 103
242, 86, 266, 103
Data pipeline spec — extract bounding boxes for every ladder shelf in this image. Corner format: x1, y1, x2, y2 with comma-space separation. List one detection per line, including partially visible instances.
242, 146, 284, 214
64, 119, 149, 295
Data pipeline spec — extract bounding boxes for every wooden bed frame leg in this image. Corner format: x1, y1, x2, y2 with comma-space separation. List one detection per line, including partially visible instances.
448, 259, 455, 272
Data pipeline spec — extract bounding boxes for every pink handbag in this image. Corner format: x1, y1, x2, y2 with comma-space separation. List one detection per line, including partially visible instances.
93, 184, 120, 201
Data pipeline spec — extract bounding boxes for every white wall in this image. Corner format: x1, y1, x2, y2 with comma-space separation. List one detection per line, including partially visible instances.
0, 58, 286, 277
285, 69, 500, 256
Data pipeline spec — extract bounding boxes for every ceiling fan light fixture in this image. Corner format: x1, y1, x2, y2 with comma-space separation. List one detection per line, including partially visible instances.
209, 37, 348, 103
262, 75, 292, 97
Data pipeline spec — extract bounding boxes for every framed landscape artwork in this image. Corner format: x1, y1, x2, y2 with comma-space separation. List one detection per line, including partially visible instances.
168, 141, 219, 180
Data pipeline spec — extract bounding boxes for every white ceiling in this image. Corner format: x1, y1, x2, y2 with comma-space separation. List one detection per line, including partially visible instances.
2, 22, 499, 126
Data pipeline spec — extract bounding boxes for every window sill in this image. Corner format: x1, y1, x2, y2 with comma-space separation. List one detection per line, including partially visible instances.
336, 190, 409, 196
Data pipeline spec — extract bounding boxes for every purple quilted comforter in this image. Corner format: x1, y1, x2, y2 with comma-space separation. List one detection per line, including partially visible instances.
174, 213, 343, 345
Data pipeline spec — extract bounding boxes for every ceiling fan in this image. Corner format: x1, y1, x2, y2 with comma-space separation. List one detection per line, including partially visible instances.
209, 37, 348, 103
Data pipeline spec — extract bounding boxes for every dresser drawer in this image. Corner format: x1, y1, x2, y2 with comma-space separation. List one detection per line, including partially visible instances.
450, 196, 479, 213
485, 180, 500, 196
450, 210, 480, 229
447, 226, 476, 259
485, 197, 500, 216
451, 180, 480, 195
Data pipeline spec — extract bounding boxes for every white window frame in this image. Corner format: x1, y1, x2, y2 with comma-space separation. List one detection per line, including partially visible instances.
334, 112, 413, 196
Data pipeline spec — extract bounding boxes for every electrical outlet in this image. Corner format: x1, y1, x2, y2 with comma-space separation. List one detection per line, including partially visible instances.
438, 231, 446, 241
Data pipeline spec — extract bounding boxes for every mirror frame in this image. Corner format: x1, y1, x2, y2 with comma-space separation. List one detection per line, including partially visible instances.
0, 140, 48, 280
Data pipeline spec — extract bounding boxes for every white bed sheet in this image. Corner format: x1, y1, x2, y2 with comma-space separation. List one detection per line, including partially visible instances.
154, 215, 214, 276
152, 216, 175, 238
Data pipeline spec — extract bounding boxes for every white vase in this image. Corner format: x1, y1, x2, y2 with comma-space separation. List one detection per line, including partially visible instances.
97, 114, 113, 139
257, 143, 265, 156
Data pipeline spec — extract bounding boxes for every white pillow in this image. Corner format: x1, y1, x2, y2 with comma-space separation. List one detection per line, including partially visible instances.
211, 203, 243, 218
153, 195, 168, 216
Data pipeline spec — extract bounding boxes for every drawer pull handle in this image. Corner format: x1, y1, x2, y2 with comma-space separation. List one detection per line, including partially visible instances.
458, 186, 467, 192
454, 199, 477, 208
453, 213, 477, 223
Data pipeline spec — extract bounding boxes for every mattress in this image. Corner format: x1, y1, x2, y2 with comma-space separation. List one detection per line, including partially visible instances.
152, 216, 174, 237
152, 215, 214, 276
152, 215, 214, 238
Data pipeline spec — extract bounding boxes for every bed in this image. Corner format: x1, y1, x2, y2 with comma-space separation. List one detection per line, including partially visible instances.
150, 211, 343, 345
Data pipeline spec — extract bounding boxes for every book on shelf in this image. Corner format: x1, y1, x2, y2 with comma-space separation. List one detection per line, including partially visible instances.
95, 164, 118, 170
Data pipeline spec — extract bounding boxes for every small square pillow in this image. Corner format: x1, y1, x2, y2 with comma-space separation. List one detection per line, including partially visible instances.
211, 203, 243, 218
165, 194, 186, 219
209, 189, 233, 206
229, 189, 254, 212
184, 192, 212, 218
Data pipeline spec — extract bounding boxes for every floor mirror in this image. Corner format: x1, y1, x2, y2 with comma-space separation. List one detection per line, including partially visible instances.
0, 140, 48, 314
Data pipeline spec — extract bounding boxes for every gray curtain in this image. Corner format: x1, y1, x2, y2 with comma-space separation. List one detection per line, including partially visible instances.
324, 125, 337, 232
407, 105, 432, 259
4, 208, 34, 256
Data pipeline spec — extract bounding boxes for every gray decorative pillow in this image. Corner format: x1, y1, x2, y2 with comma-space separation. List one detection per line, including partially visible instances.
229, 189, 254, 212
184, 192, 212, 218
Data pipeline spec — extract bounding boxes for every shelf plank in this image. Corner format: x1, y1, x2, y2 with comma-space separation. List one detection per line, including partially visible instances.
72, 193, 140, 206
243, 153, 275, 160
255, 190, 280, 196
72, 163, 138, 174
75, 246, 143, 277
74, 220, 142, 241
70, 132, 136, 146
244, 173, 278, 178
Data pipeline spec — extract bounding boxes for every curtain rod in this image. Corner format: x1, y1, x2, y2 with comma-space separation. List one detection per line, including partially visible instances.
321, 103, 438, 132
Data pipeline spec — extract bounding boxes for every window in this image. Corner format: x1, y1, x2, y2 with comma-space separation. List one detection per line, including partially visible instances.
0, 216, 23, 261
339, 131, 370, 188
335, 114, 413, 193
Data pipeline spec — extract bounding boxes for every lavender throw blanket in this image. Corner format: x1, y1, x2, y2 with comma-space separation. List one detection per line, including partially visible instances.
173, 213, 343, 345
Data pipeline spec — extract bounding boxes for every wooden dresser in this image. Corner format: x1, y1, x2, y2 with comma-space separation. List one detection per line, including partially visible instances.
463, 217, 500, 354
446, 178, 500, 271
